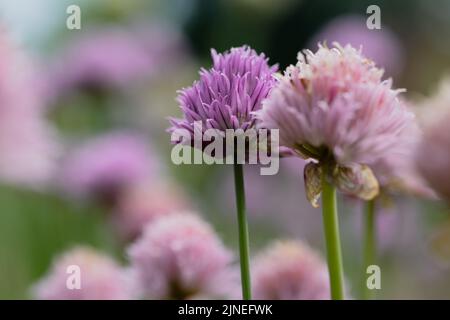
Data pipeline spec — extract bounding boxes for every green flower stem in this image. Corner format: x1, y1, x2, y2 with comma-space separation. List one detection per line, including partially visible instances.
233, 163, 252, 300
362, 199, 376, 300
321, 165, 345, 300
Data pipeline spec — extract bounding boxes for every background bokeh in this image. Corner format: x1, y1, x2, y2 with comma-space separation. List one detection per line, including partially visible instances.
0, 0, 449, 299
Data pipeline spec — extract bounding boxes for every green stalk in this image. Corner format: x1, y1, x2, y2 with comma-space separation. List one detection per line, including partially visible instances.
233, 163, 252, 300
321, 165, 345, 300
362, 200, 376, 300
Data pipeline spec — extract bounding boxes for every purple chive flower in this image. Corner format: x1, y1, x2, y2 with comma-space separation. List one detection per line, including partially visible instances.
169, 46, 277, 147
309, 15, 404, 76
60, 132, 157, 204
256, 43, 415, 204
32, 246, 133, 300
415, 79, 450, 203
128, 213, 237, 299
252, 241, 330, 300
0, 29, 59, 188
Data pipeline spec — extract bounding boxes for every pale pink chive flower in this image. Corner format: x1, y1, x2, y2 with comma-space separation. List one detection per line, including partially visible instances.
256, 43, 415, 205
309, 15, 404, 76
32, 246, 133, 300
60, 132, 157, 203
111, 181, 192, 242
168, 46, 277, 150
252, 241, 330, 300
0, 29, 59, 188
415, 79, 450, 202
128, 213, 237, 299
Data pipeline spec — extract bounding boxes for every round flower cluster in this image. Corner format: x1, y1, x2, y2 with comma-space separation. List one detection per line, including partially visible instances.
252, 241, 330, 300
257, 43, 415, 205
33, 247, 133, 300
128, 213, 237, 299
169, 46, 277, 153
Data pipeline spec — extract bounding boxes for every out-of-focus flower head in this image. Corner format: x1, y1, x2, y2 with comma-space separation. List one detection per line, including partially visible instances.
32, 246, 133, 300
416, 78, 450, 128
169, 46, 277, 154
309, 15, 404, 76
128, 213, 237, 299
49, 23, 187, 97
369, 113, 436, 199
257, 43, 415, 206
0, 28, 59, 188
60, 132, 157, 204
112, 181, 192, 242
252, 240, 330, 300
415, 79, 450, 203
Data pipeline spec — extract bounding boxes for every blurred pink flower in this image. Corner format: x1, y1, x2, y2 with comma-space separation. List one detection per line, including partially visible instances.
60, 132, 158, 203
128, 213, 237, 299
112, 181, 192, 242
252, 240, 330, 300
309, 15, 404, 76
0, 29, 59, 188
369, 110, 436, 198
416, 78, 450, 128
49, 23, 188, 97
33, 246, 133, 300
415, 80, 450, 202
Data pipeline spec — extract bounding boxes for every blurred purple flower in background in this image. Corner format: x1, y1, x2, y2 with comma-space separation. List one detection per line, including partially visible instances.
0, 28, 59, 188
48, 23, 188, 98
252, 240, 330, 300
111, 181, 192, 242
32, 246, 133, 300
309, 15, 404, 76
60, 132, 157, 204
169, 46, 277, 148
128, 213, 237, 299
